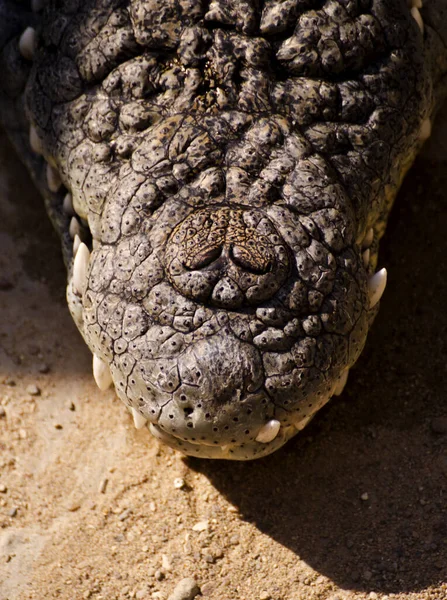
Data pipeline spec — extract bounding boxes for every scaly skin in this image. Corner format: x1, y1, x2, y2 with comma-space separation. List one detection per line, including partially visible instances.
1, 0, 447, 459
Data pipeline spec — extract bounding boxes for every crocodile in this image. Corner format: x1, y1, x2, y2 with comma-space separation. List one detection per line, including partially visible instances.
0, 0, 446, 460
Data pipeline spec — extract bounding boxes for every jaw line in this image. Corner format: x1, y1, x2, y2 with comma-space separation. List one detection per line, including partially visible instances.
148, 422, 297, 461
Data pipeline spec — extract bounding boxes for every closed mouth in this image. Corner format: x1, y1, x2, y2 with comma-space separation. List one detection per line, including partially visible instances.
148, 421, 298, 461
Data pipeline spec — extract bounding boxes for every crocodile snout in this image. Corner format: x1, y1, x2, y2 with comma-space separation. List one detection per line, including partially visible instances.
138, 332, 296, 460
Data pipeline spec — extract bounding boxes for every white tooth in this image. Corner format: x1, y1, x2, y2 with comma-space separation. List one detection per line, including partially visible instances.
19, 27, 36, 61
362, 248, 370, 269
63, 192, 75, 216
92, 354, 113, 391
362, 227, 374, 249
29, 125, 43, 155
411, 6, 424, 33
46, 163, 62, 193
334, 370, 349, 396
73, 233, 81, 257
32, 0, 45, 11
69, 216, 81, 239
255, 419, 281, 444
419, 118, 431, 142
132, 407, 147, 429
368, 268, 387, 309
294, 415, 312, 432
72, 241, 90, 296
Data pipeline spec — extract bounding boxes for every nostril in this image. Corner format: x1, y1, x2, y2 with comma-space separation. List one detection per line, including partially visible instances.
229, 244, 272, 275
183, 245, 223, 270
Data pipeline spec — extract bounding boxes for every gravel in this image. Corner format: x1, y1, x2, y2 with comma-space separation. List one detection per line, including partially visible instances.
192, 520, 209, 532
118, 508, 132, 521
26, 384, 41, 396
167, 578, 200, 600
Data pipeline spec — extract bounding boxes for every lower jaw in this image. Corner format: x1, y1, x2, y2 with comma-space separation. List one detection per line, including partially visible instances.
148, 422, 298, 461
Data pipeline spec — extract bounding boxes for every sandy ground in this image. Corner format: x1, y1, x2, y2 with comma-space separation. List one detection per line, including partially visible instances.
0, 110, 447, 600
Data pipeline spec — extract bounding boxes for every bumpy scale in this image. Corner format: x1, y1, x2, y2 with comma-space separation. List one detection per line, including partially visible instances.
1, 0, 447, 459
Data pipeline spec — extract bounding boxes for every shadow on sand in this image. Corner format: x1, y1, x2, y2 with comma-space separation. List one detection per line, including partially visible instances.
189, 157, 447, 595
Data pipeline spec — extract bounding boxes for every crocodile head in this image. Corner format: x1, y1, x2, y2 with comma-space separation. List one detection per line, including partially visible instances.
4, 0, 442, 458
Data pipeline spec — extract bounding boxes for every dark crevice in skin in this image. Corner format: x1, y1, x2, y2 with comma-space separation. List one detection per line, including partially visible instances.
270, 50, 394, 86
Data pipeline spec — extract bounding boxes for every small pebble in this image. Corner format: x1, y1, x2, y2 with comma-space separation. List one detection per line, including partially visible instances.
155, 570, 165, 581
162, 554, 172, 571
26, 384, 40, 396
360, 492, 369, 501
9, 507, 17, 517
0, 406, 6, 418
200, 582, 216, 596
0, 484, 7, 493
4, 378, 16, 386
173, 478, 185, 489
431, 417, 447, 434
213, 547, 224, 559
38, 363, 50, 374
192, 520, 209, 532
167, 578, 200, 600
98, 478, 108, 493
118, 508, 132, 521
260, 593, 271, 600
